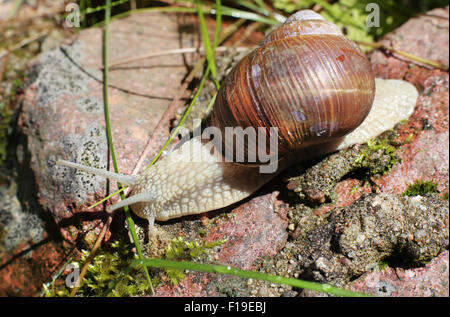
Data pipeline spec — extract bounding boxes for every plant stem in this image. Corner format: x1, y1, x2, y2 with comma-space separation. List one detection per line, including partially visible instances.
357, 41, 449, 71
73, 0, 154, 296
132, 258, 372, 297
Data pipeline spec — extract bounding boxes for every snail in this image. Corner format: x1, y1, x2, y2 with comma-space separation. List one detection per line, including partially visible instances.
56, 10, 418, 236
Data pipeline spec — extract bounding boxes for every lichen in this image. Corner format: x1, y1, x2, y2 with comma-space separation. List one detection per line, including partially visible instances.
0, 183, 45, 252
29, 47, 92, 107
53, 123, 108, 205
75, 96, 103, 114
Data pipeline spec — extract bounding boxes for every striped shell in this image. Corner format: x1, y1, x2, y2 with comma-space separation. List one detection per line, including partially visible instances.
209, 10, 375, 162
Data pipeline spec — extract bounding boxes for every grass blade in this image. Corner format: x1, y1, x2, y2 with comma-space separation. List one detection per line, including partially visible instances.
87, 187, 126, 209
8, 0, 23, 18
213, 0, 222, 50
197, 0, 219, 87
233, 0, 268, 17
144, 65, 212, 171
132, 258, 372, 297
101, 0, 153, 295
212, 4, 278, 25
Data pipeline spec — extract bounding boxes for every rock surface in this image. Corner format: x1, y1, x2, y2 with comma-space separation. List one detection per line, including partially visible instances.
1, 6, 448, 297
370, 6, 449, 196
292, 6, 449, 296
153, 192, 289, 296
345, 6, 449, 296
348, 250, 449, 297
18, 12, 194, 241
1, 12, 197, 296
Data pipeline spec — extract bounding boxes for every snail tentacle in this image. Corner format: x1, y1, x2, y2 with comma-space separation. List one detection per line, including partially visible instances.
106, 191, 155, 213
56, 159, 137, 186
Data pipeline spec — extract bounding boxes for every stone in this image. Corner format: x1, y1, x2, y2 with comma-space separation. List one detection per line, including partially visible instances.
153, 192, 289, 296
347, 251, 449, 297
1, 11, 195, 296
18, 12, 193, 242
277, 6, 449, 297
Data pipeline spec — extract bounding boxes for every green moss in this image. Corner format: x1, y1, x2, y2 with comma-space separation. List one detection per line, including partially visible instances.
354, 138, 400, 175
402, 180, 439, 197
43, 238, 153, 297
0, 102, 9, 166
349, 184, 360, 195
42, 235, 228, 295
77, 240, 151, 297
164, 236, 226, 285
443, 192, 449, 201
1, 72, 25, 167
377, 261, 389, 271
404, 133, 414, 143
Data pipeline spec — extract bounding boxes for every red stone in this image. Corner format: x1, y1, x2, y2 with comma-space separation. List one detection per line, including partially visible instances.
348, 251, 449, 297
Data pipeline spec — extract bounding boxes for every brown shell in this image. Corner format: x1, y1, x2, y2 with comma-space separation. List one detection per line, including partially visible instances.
208, 11, 375, 163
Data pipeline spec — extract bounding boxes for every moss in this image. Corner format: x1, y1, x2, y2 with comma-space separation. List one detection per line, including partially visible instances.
1, 66, 26, 168
0, 102, 9, 166
349, 184, 360, 195
404, 133, 414, 143
43, 238, 153, 297
443, 192, 449, 201
163, 236, 227, 285
354, 138, 400, 175
377, 261, 390, 271
402, 180, 439, 197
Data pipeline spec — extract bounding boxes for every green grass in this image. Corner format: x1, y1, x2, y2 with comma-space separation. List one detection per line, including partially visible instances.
132, 258, 372, 297
74, 0, 448, 43
8, 0, 23, 18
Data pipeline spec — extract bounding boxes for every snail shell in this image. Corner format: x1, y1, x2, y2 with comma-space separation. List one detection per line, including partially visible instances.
209, 10, 375, 162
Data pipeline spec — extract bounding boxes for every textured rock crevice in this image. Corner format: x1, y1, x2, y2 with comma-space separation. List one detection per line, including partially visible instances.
260, 193, 448, 294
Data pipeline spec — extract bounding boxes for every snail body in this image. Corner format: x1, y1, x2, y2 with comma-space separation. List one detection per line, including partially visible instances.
56, 10, 418, 235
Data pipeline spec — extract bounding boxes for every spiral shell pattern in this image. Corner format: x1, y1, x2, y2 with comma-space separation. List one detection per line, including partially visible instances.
209, 10, 375, 162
